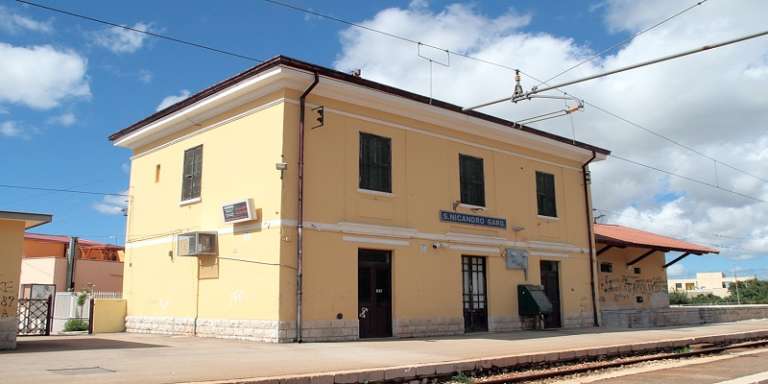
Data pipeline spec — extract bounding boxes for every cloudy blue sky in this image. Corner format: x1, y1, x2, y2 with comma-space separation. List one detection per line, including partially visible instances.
1, 0, 767, 279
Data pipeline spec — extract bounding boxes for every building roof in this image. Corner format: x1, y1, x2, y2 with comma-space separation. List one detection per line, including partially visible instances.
108, 55, 610, 156
25, 233, 123, 249
594, 224, 719, 255
0, 210, 52, 229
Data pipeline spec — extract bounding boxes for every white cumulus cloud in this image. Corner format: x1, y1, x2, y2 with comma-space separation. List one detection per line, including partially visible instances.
93, 22, 151, 54
48, 112, 76, 126
333, 0, 768, 267
0, 121, 22, 137
0, 43, 90, 109
0, 6, 52, 33
156, 89, 190, 111
93, 190, 129, 215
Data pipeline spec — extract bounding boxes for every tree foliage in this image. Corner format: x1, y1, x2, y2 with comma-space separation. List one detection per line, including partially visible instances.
729, 279, 768, 304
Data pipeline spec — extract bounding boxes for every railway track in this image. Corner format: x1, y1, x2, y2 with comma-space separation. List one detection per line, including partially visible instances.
473, 339, 768, 384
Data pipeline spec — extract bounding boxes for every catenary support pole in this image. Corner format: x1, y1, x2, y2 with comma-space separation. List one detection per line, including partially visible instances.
296, 73, 319, 343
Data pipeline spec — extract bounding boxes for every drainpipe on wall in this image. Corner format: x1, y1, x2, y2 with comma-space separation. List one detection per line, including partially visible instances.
296, 72, 319, 343
581, 151, 599, 327
66, 236, 78, 291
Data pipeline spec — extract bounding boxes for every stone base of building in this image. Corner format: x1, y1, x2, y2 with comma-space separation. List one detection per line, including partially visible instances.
0, 317, 17, 350
126, 313, 599, 343
564, 313, 596, 328
601, 305, 768, 328
394, 317, 464, 337
125, 316, 358, 343
489, 316, 523, 332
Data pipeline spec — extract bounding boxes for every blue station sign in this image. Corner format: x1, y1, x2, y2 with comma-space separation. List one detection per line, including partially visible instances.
439, 210, 507, 229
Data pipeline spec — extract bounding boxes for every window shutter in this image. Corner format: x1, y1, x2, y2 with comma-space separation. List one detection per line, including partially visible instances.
536, 171, 557, 217
359, 133, 391, 193
459, 155, 485, 206
181, 145, 203, 201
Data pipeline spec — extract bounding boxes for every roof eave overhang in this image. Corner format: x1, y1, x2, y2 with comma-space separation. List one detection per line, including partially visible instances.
113, 64, 606, 163
0, 211, 53, 229
595, 235, 718, 255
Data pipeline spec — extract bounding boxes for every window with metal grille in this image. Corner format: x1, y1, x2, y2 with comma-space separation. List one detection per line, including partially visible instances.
459, 154, 485, 206
536, 171, 557, 217
359, 132, 391, 193
600, 262, 613, 273
181, 145, 203, 201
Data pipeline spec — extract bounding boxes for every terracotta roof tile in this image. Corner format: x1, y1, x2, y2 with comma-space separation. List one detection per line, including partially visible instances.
594, 224, 718, 254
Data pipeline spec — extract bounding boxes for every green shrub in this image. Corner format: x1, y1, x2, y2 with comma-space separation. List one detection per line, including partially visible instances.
63, 319, 89, 332
450, 372, 473, 384
668, 291, 690, 305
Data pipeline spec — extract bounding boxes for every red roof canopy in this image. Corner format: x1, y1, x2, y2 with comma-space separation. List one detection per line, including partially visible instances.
594, 224, 718, 255
25, 233, 123, 249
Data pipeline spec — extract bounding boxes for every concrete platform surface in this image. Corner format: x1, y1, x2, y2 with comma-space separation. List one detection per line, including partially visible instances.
1, 319, 768, 384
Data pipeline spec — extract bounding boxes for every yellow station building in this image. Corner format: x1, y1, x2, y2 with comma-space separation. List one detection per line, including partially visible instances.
110, 56, 611, 342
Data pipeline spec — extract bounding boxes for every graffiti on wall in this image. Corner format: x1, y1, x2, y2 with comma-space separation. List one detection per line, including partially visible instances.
600, 274, 667, 308
0, 280, 15, 318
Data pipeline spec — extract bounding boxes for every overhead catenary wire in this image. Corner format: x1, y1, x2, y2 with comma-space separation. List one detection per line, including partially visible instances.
608, 154, 767, 204
0, 184, 128, 197
16, 0, 264, 63
258, 0, 768, 189
464, 29, 768, 110
543, 0, 711, 84
16, 0, 768, 208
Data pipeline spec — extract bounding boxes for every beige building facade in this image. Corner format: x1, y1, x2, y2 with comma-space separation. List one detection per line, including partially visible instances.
111, 57, 610, 342
0, 211, 52, 350
668, 272, 755, 298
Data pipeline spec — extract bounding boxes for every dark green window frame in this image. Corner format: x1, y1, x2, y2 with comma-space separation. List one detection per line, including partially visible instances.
459, 154, 485, 206
359, 132, 392, 193
536, 171, 557, 217
181, 145, 203, 201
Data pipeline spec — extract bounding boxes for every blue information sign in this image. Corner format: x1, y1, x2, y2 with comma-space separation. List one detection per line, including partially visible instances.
439, 210, 507, 229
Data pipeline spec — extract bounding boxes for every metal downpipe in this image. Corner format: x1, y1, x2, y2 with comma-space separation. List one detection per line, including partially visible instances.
296, 72, 319, 342
582, 151, 599, 327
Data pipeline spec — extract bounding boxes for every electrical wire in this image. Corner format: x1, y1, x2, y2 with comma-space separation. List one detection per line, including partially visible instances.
0, 184, 128, 197
16, 0, 768, 207
259, 0, 768, 190
543, 0, 710, 84
15, 0, 264, 63
609, 154, 767, 204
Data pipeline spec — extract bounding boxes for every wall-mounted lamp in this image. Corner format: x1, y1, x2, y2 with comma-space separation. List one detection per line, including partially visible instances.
275, 162, 288, 179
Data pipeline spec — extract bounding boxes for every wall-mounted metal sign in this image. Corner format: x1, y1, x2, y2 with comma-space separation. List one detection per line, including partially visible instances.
222, 199, 254, 224
506, 247, 529, 280
439, 210, 507, 229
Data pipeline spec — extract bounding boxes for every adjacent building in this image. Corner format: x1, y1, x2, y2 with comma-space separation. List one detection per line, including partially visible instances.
593, 223, 720, 327
0, 210, 52, 350
20, 233, 124, 294
668, 272, 755, 298
110, 56, 610, 342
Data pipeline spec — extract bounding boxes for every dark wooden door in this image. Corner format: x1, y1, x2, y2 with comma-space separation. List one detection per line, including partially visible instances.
540, 260, 562, 328
462, 256, 488, 332
358, 249, 392, 338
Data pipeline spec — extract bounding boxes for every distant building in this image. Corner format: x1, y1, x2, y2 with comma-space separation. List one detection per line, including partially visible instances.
668, 272, 755, 298
0, 210, 52, 350
20, 233, 124, 294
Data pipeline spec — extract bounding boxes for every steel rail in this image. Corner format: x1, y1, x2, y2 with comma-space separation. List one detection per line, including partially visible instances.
476, 339, 768, 384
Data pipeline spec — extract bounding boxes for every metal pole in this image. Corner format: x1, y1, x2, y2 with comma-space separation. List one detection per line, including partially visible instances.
463, 30, 768, 111
66, 236, 78, 291
733, 270, 741, 305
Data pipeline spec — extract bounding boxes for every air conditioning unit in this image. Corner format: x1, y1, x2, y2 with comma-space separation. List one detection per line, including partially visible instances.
177, 232, 218, 256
